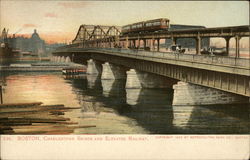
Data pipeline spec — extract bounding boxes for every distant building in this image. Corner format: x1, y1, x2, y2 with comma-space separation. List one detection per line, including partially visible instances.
0, 28, 8, 43
29, 29, 46, 55
165, 24, 210, 49
5, 29, 45, 56
12, 36, 30, 52
1, 28, 66, 57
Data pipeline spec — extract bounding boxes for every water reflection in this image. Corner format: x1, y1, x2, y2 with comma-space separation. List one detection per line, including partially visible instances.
101, 79, 126, 97
123, 88, 174, 133
86, 74, 101, 89
64, 75, 250, 134
65, 75, 148, 134
126, 88, 141, 105
1, 72, 79, 107
173, 104, 250, 134
71, 75, 175, 133
0, 71, 249, 134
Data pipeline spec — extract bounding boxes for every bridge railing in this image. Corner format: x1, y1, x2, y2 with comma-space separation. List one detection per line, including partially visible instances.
94, 48, 250, 69
55, 47, 249, 69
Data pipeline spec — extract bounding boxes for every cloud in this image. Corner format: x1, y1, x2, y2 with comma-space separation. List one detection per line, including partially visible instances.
45, 13, 58, 18
23, 24, 37, 28
58, 2, 86, 9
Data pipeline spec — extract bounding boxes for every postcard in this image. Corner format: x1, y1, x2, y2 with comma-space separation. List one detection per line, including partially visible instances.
0, 0, 249, 159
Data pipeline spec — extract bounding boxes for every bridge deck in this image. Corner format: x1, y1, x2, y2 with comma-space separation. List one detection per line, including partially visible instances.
54, 24, 250, 97
55, 47, 250, 76
54, 47, 250, 97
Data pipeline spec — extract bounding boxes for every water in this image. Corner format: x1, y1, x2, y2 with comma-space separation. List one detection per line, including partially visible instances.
0, 71, 249, 134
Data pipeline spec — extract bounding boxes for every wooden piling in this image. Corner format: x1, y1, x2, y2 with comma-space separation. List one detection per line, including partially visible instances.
0, 85, 3, 104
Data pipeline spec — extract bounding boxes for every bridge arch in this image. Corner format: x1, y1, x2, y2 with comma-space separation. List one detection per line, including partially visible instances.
72, 25, 93, 44
89, 25, 107, 40
106, 26, 121, 37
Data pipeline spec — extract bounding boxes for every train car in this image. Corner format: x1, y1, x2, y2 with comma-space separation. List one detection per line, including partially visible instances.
121, 25, 131, 35
130, 22, 144, 33
144, 18, 169, 32
121, 18, 170, 35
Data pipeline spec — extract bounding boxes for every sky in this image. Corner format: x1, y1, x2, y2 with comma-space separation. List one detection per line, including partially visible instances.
0, 1, 249, 44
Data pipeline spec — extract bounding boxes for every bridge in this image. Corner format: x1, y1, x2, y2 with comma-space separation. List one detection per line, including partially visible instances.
52, 24, 250, 105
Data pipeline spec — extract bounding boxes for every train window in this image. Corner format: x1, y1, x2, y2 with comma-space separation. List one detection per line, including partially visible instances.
122, 26, 129, 30
153, 22, 160, 26
146, 23, 152, 27
132, 25, 136, 29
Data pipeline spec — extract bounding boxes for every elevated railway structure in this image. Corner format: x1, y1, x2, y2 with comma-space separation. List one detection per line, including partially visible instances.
53, 24, 250, 105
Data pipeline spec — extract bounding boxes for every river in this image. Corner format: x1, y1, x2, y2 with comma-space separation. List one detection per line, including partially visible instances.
0, 69, 249, 134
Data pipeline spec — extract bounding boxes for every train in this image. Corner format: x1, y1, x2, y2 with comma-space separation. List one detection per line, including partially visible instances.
121, 18, 170, 35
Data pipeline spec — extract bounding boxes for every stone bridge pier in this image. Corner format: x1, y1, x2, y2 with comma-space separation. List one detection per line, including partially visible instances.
65, 56, 71, 63
125, 69, 176, 89
86, 59, 102, 75
50, 56, 57, 62
172, 81, 249, 105
101, 62, 127, 80
52, 56, 60, 62
101, 62, 127, 97
85, 59, 249, 106
125, 69, 176, 105
51, 56, 71, 63
86, 59, 102, 89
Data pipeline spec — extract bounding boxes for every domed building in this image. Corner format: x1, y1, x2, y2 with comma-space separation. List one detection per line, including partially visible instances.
29, 29, 45, 56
